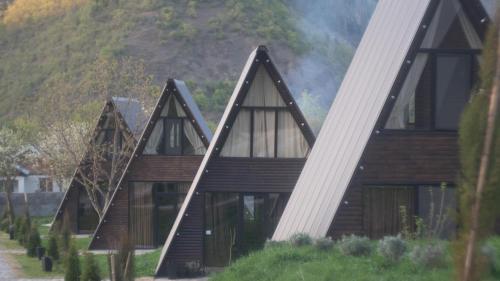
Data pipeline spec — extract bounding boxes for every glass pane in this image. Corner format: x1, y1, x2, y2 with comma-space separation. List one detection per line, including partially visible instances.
385, 54, 430, 129
253, 110, 275, 158
182, 120, 206, 155
161, 96, 187, 118
143, 121, 163, 155
421, 0, 481, 49
129, 182, 155, 248
242, 195, 266, 254
435, 54, 471, 130
267, 193, 289, 237
155, 183, 186, 245
220, 110, 251, 157
243, 66, 286, 107
277, 111, 310, 158
77, 188, 99, 233
204, 193, 239, 267
164, 119, 182, 155
418, 185, 457, 239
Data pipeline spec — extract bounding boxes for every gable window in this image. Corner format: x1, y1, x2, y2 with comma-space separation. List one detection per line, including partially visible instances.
384, 0, 481, 131
220, 66, 310, 158
144, 96, 206, 155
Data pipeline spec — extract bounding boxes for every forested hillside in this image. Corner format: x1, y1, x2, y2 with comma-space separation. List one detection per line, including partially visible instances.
0, 0, 375, 131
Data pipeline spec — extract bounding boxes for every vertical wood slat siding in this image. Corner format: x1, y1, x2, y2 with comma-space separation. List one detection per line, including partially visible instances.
57, 185, 79, 233
328, 132, 459, 238
200, 158, 306, 192
273, 0, 433, 241
88, 156, 203, 250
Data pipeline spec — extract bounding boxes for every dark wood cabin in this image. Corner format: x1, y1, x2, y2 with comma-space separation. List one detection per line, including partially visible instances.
51, 97, 147, 234
88, 79, 212, 250
273, 0, 490, 241
155, 46, 316, 277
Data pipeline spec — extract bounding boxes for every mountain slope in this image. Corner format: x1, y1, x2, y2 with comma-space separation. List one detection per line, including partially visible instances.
0, 0, 375, 128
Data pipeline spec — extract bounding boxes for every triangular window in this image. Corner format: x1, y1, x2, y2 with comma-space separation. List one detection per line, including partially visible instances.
385, 0, 481, 130
144, 95, 206, 155
221, 65, 310, 158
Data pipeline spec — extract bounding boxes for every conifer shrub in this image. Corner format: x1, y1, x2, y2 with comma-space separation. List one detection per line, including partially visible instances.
338, 235, 372, 257
410, 243, 446, 269
378, 235, 407, 264
64, 242, 80, 281
314, 237, 334, 251
26, 224, 41, 257
81, 252, 101, 281
47, 232, 60, 261
289, 233, 313, 247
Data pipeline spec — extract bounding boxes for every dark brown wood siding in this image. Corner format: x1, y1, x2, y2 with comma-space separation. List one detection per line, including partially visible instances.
127, 155, 203, 182
162, 157, 307, 271
54, 183, 80, 233
200, 158, 306, 192
89, 156, 203, 250
328, 131, 460, 238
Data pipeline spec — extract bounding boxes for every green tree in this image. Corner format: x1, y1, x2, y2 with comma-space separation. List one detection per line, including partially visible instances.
47, 232, 60, 261
455, 18, 500, 281
64, 242, 81, 281
81, 252, 101, 281
26, 224, 41, 257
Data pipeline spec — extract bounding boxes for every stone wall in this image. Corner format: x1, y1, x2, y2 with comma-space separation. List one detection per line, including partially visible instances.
0, 192, 64, 217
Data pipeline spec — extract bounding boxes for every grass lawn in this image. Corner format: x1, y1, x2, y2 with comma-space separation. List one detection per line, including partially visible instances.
0, 231, 23, 250
211, 239, 500, 281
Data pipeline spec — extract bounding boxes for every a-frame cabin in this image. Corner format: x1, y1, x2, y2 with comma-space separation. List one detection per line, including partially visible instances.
273, 0, 489, 241
155, 46, 315, 277
89, 79, 212, 250
51, 97, 147, 234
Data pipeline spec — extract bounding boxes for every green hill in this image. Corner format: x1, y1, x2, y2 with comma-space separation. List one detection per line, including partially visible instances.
0, 0, 375, 130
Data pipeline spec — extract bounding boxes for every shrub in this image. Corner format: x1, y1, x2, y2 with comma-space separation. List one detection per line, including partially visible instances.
410, 243, 446, 269
314, 237, 334, 251
64, 243, 80, 281
264, 239, 287, 249
81, 252, 101, 281
338, 235, 372, 257
16, 216, 30, 246
47, 233, 60, 261
289, 233, 313, 247
378, 235, 407, 264
26, 224, 41, 257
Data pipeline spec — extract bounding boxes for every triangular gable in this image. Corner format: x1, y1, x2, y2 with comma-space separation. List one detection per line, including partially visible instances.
155, 46, 315, 275
272, 0, 489, 241
88, 79, 212, 249
51, 98, 144, 232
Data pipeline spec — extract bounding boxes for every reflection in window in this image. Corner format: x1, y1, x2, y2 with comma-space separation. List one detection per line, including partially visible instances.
144, 96, 206, 155
77, 189, 99, 233
129, 182, 189, 248
435, 55, 471, 130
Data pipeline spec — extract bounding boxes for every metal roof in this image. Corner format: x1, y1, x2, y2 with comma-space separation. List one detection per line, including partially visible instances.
111, 97, 147, 139
272, 0, 433, 240
173, 79, 213, 141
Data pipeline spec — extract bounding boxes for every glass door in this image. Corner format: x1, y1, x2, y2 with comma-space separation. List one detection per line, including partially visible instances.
155, 183, 187, 246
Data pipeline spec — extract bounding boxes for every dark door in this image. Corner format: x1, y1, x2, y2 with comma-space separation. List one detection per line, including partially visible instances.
77, 188, 99, 234
363, 186, 416, 239
155, 183, 186, 246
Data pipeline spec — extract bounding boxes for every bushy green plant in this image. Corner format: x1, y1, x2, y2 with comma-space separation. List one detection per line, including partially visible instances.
338, 235, 372, 257
64, 243, 81, 281
314, 237, 334, 251
47, 232, 60, 261
378, 235, 407, 264
81, 252, 101, 281
289, 233, 313, 247
410, 243, 446, 269
264, 239, 287, 249
26, 224, 41, 257
16, 216, 30, 246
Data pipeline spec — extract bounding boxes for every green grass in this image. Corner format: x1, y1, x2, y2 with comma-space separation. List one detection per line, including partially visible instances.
211, 239, 500, 281
0, 231, 23, 250
12, 253, 65, 278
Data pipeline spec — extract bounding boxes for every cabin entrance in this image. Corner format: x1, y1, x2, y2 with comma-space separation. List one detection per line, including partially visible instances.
77, 187, 99, 234
203, 192, 289, 266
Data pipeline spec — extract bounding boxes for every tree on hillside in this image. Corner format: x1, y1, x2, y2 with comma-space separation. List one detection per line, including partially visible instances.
34, 57, 158, 219
455, 13, 500, 281
0, 127, 27, 225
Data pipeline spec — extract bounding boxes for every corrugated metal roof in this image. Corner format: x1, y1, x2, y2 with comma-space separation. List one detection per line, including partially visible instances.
272, 0, 433, 240
111, 97, 148, 139
173, 79, 213, 142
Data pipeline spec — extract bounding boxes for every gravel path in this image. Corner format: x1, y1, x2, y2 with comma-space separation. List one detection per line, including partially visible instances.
0, 250, 18, 280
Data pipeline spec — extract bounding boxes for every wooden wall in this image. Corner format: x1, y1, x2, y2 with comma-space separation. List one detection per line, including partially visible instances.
89, 155, 203, 250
